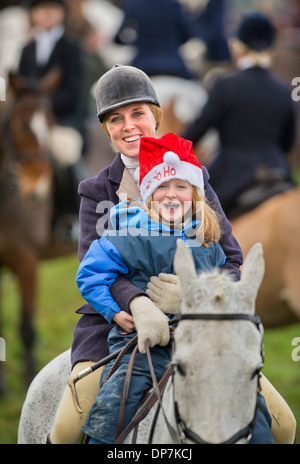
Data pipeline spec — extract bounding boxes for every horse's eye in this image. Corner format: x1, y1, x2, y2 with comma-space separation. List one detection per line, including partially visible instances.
177, 363, 186, 377
171, 359, 186, 377
251, 365, 263, 380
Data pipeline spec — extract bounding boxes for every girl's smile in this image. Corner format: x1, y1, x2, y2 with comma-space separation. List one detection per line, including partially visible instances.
152, 179, 194, 225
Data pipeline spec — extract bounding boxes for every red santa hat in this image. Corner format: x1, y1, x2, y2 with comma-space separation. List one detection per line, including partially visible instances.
138, 133, 204, 202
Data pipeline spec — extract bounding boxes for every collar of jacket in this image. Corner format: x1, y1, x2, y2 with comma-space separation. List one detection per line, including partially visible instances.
109, 153, 140, 198
108, 153, 125, 185
117, 167, 140, 202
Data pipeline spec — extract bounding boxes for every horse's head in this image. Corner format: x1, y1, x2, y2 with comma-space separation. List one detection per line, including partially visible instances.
1, 72, 62, 199
172, 241, 265, 443
7, 72, 54, 157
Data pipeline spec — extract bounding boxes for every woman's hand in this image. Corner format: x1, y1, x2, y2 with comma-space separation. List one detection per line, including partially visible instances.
113, 311, 135, 333
146, 273, 182, 314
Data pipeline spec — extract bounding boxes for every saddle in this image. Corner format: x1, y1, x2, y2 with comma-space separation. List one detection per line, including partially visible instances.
228, 170, 295, 219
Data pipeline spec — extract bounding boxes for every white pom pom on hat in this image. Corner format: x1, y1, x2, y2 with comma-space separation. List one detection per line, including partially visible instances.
163, 151, 181, 167
139, 133, 204, 202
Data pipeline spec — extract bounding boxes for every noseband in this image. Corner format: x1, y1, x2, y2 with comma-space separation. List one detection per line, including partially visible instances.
171, 312, 263, 445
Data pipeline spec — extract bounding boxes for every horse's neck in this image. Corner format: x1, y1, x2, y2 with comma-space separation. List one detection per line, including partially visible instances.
0, 160, 18, 201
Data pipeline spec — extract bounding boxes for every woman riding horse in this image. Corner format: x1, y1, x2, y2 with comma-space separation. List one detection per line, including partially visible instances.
76, 133, 274, 444
48, 64, 295, 444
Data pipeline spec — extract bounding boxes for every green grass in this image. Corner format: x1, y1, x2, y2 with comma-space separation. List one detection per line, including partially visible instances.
0, 253, 83, 444
0, 253, 299, 444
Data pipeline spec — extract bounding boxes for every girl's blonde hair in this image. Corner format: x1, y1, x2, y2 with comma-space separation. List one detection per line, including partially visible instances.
145, 186, 222, 247
101, 103, 163, 137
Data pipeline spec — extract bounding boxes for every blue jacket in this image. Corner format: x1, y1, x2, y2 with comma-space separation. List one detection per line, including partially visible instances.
77, 201, 226, 323
71, 154, 242, 368
114, 0, 199, 79
19, 34, 86, 136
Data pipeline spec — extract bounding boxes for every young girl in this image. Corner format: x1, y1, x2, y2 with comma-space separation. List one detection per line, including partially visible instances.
76, 133, 273, 444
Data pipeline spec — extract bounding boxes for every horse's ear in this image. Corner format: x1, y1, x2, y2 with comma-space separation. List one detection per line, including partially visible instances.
174, 239, 197, 288
240, 242, 265, 296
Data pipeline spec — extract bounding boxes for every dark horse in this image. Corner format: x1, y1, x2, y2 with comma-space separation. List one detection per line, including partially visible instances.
0, 71, 79, 393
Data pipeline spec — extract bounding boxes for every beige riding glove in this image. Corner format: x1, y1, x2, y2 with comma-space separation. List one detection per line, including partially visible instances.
146, 273, 182, 314
129, 296, 170, 353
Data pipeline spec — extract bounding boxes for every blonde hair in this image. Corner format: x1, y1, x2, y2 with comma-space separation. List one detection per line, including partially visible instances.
191, 187, 222, 246
229, 38, 272, 67
144, 187, 221, 248
101, 103, 163, 137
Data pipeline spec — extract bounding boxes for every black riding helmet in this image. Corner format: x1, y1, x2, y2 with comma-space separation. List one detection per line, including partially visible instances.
236, 12, 276, 51
96, 65, 160, 123
26, 0, 67, 8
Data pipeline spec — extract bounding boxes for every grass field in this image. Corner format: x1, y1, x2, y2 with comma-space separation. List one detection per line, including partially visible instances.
0, 253, 299, 444
0, 253, 83, 444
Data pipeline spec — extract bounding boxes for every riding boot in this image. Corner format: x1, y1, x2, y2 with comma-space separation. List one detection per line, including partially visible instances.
260, 373, 296, 444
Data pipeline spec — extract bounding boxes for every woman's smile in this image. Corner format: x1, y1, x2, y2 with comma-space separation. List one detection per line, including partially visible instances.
106, 103, 156, 158
123, 135, 141, 143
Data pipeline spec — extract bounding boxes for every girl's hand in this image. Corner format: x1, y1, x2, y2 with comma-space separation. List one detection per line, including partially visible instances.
113, 311, 135, 333
129, 296, 170, 353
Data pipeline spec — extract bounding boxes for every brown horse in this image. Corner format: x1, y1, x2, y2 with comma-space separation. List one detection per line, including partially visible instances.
0, 71, 78, 392
230, 187, 300, 327
184, 32, 300, 329
160, 99, 300, 329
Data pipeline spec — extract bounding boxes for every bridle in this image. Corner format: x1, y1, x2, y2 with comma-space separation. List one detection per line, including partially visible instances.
168, 312, 263, 445
172, 312, 262, 325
